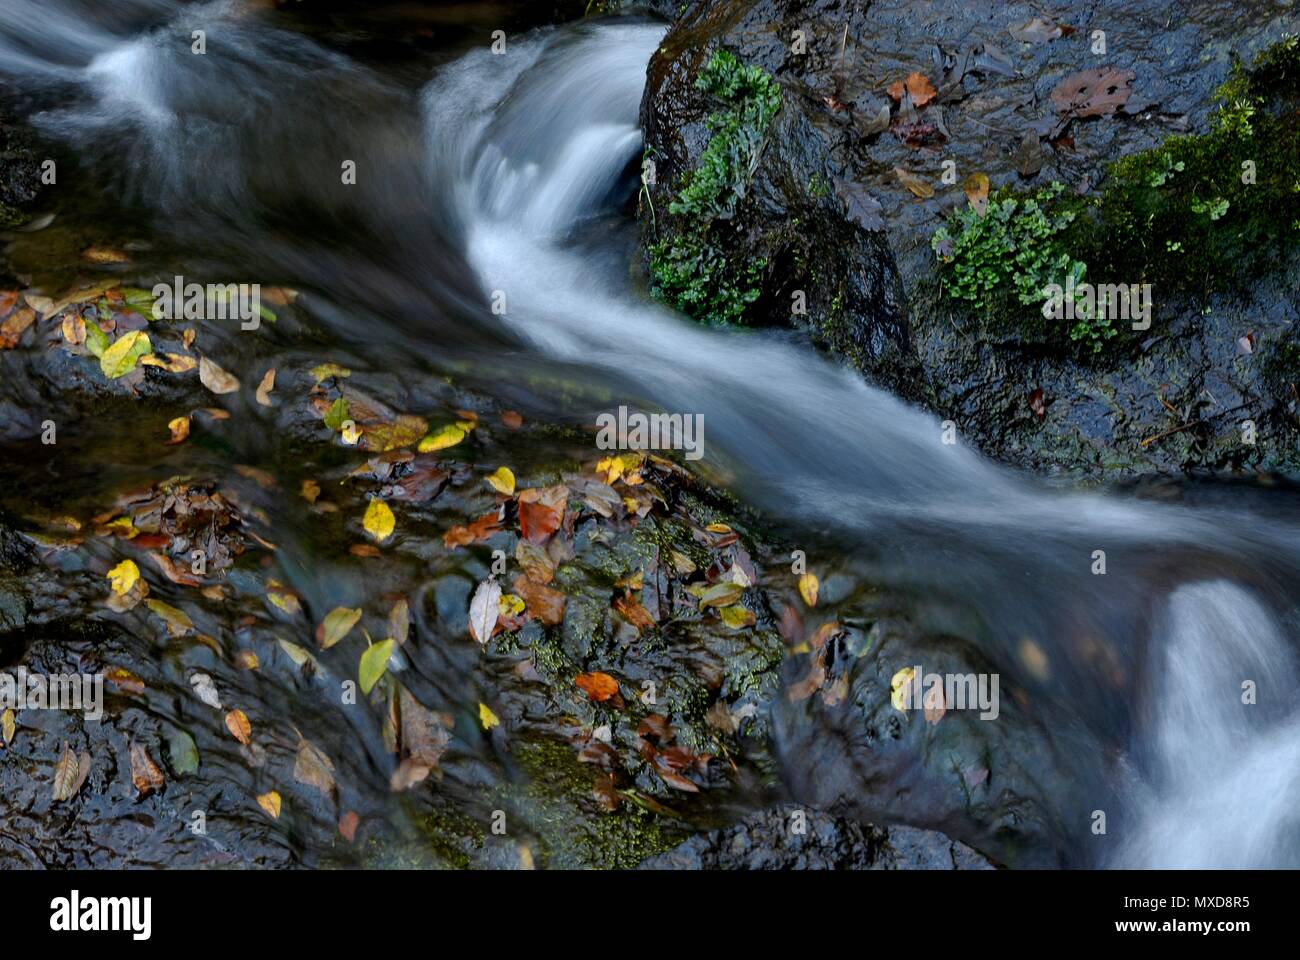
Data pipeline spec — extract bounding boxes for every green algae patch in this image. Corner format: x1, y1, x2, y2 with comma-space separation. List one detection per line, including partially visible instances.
648, 49, 781, 325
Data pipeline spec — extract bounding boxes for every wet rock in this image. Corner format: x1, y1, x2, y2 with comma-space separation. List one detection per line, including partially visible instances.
638, 804, 994, 869
640, 0, 1300, 479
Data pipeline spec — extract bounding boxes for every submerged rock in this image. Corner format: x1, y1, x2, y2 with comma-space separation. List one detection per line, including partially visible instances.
639, 804, 994, 869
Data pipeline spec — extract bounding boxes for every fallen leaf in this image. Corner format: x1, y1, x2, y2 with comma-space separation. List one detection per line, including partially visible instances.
512, 574, 566, 626
1010, 17, 1074, 43
225, 709, 252, 745
486, 466, 516, 496
301, 479, 321, 503
107, 559, 140, 596
501, 410, 523, 429
614, 593, 656, 631
363, 498, 395, 543
1050, 66, 1135, 118
294, 736, 336, 795
191, 673, 222, 709
719, 604, 756, 628
388, 598, 410, 644
515, 541, 556, 584
468, 578, 503, 644
130, 743, 165, 796
146, 599, 194, 636
310, 362, 351, 383
418, 422, 469, 452
0, 708, 13, 745
834, 178, 885, 232
575, 671, 619, 702
61, 313, 86, 345
166, 415, 190, 445
257, 790, 281, 818
339, 811, 360, 842
891, 667, 917, 712
359, 639, 394, 694
798, 573, 819, 607
479, 702, 500, 730
894, 166, 934, 199
1028, 387, 1047, 421
362, 414, 428, 453
51, 741, 85, 802
963, 172, 990, 215
255, 368, 275, 406
0, 306, 35, 350
905, 71, 937, 107
316, 607, 362, 649
199, 355, 240, 394
100, 330, 152, 379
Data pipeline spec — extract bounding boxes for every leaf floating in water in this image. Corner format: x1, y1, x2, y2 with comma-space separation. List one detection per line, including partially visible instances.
199, 355, 240, 394
362, 498, 395, 543
166, 415, 191, 445
100, 330, 152, 379
145, 598, 194, 636
468, 578, 502, 645
417, 422, 470, 452
255, 367, 275, 406
486, 466, 516, 496
478, 702, 500, 730
310, 362, 351, 383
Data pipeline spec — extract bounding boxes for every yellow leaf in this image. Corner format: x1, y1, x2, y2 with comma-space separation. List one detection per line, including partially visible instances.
719, 604, 756, 628
166, 415, 190, 445
225, 708, 252, 745
359, 638, 394, 694
890, 667, 916, 712
486, 466, 516, 496
316, 606, 362, 649
705, 523, 733, 533
595, 456, 623, 484
257, 790, 281, 819
267, 581, 301, 616
498, 593, 526, 617
100, 330, 152, 379
1, 708, 13, 745
310, 362, 351, 383
417, 422, 469, 452
145, 599, 194, 636
798, 572, 819, 607
341, 420, 362, 445
894, 166, 935, 199
478, 702, 500, 730
363, 499, 395, 543
107, 559, 140, 596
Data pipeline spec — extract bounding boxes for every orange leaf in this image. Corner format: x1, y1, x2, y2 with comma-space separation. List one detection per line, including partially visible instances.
905, 72, 937, 107
575, 672, 619, 702
225, 708, 252, 745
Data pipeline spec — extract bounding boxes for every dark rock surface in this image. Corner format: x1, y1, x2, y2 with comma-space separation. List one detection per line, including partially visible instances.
639, 804, 994, 868
638, 0, 1300, 480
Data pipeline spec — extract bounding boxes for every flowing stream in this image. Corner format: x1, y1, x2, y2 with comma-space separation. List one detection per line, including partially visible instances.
3, 0, 1300, 867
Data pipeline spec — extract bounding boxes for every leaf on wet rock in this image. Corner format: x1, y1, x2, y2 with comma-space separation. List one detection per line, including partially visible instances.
146, 599, 194, 636
339, 811, 360, 842
167, 728, 200, 775
517, 484, 568, 545
388, 597, 410, 644
0, 306, 36, 349
294, 736, 337, 795
834, 178, 885, 232
512, 574, 566, 626
199, 355, 240, 394
323, 397, 349, 432
225, 708, 252, 745
100, 330, 152, 379
1, 708, 13, 746
1009, 17, 1074, 43
51, 741, 91, 802
83, 319, 110, 358
257, 790, 281, 819
904, 71, 937, 107
853, 102, 893, 137
190, 673, 222, 709
107, 559, 140, 596
255, 368, 275, 406
575, 671, 619, 703
689, 581, 744, 610
444, 511, 503, 548
301, 479, 322, 503
719, 604, 756, 628
1050, 66, 1135, 118
359, 638, 394, 694
478, 702, 500, 730
468, 578, 502, 645
613, 592, 655, 631
486, 466, 516, 496
130, 743, 165, 797
316, 606, 362, 649
962, 172, 990, 215
798, 572, 819, 607
1015, 130, 1045, 177
894, 166, 934, 199
515, 541, 556, 584
363, 498, 395, 543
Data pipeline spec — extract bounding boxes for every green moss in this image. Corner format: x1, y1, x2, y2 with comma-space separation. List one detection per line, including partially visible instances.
648, 49, 782, 325
931, 34, 1300, 354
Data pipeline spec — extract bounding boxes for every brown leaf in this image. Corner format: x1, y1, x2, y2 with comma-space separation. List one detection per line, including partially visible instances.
1009, 17, 1074, 43
515, 540, 556, 584
443, 511, 502, 548
512, 574, 566, 626
613, 592, 656, 631
51, 741, 80, 801
130, 743, 165, 796
1050, 66, 1135, 118
962, 172, 990, 215
834, 178, 885, 232
225, 708, 252, 745
575, 671, 619, 702
894, 166, 935, 199
905, 71, 937, 108
1028, 387, 1047, 421
0, 307, 35, 350
293, 736, 336, 796
255, 368, 275, 407
339, 810, 360, 843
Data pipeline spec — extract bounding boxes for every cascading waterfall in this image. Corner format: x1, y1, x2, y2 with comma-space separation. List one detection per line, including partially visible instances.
3, 0, 1300, 867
